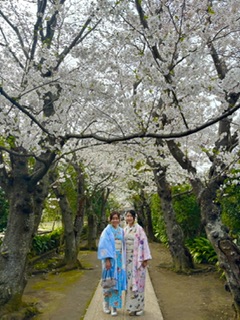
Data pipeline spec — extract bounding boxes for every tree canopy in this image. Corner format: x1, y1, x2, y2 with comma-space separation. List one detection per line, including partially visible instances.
0, 0, 240, 316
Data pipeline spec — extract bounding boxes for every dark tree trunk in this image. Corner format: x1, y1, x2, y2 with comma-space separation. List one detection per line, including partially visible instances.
33, 174, 50, 234
0, 141, 55, 314
73, 165, 86, 250
59, 194, 81, 268
135, 190, 157, 242
50, 171, 82, 269
0, 157, 35, 314
99, 188, 110, 234
167, 135, 240, 317
192, 177, 240, 318
145, 201, 157, 242
87, 211, 97, 250
137, 196, 147, 228
152, 162, 194, 272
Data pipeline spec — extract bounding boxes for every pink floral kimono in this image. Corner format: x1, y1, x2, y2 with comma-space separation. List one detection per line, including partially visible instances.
124, 223, 152, 313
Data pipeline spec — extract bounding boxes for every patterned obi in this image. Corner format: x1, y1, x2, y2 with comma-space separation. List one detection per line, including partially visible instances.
126, 236, 134, 253
115, 239, 122, 252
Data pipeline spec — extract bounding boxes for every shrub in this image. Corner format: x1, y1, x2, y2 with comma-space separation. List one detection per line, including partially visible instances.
220, 178, 240, 235
31, 228, 63, 256
172, 185, 202, 240
150, 194, 168, 244
186, 237, 218, 264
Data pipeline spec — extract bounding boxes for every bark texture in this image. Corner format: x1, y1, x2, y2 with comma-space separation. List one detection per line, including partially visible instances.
0, 155, 35, 312
98, 188, 110, 234
0, 144, 55, 313
87, 210, 97, 251
152, 162, 194, 272
167, 135, 240, 316
50, 168, 83, 269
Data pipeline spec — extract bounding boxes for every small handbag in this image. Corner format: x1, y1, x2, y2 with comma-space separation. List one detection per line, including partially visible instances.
101, 268, 116, 289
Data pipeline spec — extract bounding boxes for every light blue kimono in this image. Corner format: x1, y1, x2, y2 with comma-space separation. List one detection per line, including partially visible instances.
98, 224, 127, 309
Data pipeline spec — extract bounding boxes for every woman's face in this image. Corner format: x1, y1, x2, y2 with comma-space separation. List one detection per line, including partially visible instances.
110, 214, 120, 228
125, 212, 134, 226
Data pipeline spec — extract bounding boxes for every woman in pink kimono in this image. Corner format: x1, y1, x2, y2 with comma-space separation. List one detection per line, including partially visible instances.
124, 210, 152, 316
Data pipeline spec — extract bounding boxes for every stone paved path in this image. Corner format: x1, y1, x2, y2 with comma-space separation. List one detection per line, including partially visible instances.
83, 269, 164, 320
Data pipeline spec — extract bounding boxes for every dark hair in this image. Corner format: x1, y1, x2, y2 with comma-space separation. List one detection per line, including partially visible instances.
126, 209, 136, 221
109, 211, 120, 221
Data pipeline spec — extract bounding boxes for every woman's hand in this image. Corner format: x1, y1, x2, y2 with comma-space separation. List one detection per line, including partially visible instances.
142, 260, 148, 268
105, 258, 111, 270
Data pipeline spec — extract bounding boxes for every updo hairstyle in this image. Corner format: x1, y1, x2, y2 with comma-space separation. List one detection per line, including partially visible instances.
126, 209, 136, 221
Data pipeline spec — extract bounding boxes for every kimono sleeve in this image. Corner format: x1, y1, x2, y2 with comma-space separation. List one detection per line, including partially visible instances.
140, 226, 152, 261
97, 226, 115, 260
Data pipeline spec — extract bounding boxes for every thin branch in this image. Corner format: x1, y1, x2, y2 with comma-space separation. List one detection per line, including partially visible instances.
0, 27, 25, 69
19, 78, 61, 98
134, 0, 166, 64
0, 9, 29, 59
53, 142, 104, 163
54, 17, 102, 71
94, 106, 125, 136
92, 172, 114, 194
172, 189, 193, 198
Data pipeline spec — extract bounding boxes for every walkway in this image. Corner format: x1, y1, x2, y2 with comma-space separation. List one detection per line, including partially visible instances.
83, 269, 164, 320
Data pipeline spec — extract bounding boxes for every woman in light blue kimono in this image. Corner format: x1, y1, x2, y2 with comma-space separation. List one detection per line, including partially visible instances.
98, 211, 127, 316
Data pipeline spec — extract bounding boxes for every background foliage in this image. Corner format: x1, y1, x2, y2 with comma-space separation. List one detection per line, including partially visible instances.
172, 185, 202, 240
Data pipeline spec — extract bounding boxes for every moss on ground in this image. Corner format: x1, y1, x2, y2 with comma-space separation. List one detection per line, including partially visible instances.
31, 269, 84, 291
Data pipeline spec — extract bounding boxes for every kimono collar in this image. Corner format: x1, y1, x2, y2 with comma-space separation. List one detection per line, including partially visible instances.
126, 222, 137, 231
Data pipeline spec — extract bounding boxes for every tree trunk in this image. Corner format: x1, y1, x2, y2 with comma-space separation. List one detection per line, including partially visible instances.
152, 163, 194, 272
73, 165, 86, 250
0, 162, 35, 313
0, 142, 56, 313
51, 173, 81, 269
99, 188, 110, 234
145, 201, 157, 242
87, 211, 97, 250
60, 196, 81, 268
136, 190, 157, 242
33, 174, 50, 234
136, 195, 147, 228
167, 138, 240, 317
192, 178, 240, 318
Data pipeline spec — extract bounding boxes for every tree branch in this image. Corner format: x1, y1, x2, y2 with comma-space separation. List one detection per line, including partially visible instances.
0, 145, 54, 166
0, 27, 25, 69
0, 86, 52, 136
0, 9, 29, 60
64, 103, 240, 142
166, 140, 197, 175
30, 0, 47, 61
42, 0, 66, 46
54, 17, 102, 71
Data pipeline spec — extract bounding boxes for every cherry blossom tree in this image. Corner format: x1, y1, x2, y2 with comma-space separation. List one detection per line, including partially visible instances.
0, 0, 240, 316
0, 0, 122, 312
125, 0, 240, 315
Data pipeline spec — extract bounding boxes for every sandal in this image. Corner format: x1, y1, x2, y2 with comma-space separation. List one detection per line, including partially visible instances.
136, 310, 144, 316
